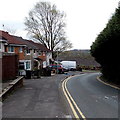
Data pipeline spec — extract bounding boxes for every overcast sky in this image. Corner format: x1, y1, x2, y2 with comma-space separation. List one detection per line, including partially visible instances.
0, 0, 119, 49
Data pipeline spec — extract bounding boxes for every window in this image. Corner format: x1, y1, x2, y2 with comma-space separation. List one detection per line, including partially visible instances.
8, 46, 14, 53
0, 43, 3, 52
19, 47, 22, 53
38, 51, 42, 56
25, 61, 31, 70
26, 49, 30, 54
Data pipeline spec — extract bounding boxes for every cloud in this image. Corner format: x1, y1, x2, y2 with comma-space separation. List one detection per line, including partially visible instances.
0, 0, 119, 49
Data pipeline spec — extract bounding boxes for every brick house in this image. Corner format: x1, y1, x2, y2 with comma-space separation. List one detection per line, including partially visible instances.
11, 36, 52, 74
0, 33, 18, 81
0, 30, 52, 76
0, 36, 8, 52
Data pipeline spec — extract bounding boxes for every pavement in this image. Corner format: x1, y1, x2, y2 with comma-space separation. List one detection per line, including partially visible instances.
0, 81, 12, 94
2, 72, 80, 119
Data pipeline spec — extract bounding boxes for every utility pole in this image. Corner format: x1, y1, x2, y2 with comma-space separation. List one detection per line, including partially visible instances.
56, 51, 58, 74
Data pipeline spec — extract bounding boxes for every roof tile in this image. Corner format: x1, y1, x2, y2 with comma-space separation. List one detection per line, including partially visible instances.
0, 30, 51, 52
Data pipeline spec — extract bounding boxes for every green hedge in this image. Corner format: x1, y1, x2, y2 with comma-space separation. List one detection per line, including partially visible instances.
91, 6, 120, 84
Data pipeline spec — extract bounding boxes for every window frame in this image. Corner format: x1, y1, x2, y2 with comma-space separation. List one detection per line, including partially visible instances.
25, 60, 31, 70
38, 50, 42, 56
26, 49, 31, 55
19, 47, 23, 53
8, 46, 14, 53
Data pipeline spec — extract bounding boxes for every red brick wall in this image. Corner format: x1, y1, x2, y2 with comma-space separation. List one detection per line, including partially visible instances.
6, 46, 25, 60
1, 53, 18, 81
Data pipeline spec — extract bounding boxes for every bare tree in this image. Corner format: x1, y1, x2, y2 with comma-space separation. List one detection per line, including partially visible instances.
24, 2, 72, 53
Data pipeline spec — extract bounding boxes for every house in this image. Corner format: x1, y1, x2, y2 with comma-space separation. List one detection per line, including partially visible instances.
0, 30, 53, 76
0, 31, 27, 75
0, 36, 8, 52
11, 36, 53, 73
0, 32, 18, 81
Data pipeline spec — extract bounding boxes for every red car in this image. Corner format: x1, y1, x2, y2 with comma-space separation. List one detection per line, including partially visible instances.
48, 64, 64, 74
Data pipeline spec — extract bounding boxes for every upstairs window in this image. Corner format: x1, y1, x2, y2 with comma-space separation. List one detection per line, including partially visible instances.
19, 47, 23, 53
34, 49, 36, 53
38, 51, 42, 56
8, 46, 14, 53
26, 49, 30, 54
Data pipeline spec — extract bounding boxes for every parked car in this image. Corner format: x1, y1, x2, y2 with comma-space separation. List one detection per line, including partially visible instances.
60, 61, 77, 71
47, 64, 65, 74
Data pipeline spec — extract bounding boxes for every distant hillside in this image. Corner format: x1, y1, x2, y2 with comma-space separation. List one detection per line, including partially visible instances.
58, 49, 100, 67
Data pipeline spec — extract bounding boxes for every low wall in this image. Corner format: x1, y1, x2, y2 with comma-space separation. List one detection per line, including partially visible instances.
0, 76, 24, 101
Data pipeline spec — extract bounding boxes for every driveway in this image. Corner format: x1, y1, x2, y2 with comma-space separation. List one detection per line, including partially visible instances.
2, 74, 72, 118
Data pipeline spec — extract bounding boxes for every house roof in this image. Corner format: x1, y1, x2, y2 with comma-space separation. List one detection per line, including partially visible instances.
0, 30, 51, 52
0, 36, 7, 40
0, 36, 7, 43
0, 30, 25, 45
13, 36, 51, 52
12, 36, 36, 49
27, 40, 51, 52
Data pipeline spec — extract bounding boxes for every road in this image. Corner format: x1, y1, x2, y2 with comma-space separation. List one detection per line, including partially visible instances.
63, 72, 119, 119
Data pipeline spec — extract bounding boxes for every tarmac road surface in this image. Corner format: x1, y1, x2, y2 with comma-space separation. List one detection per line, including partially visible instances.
63, 72, 119, 119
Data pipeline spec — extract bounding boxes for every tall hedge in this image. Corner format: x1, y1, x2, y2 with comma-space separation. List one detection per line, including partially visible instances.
91, 6, 120, 84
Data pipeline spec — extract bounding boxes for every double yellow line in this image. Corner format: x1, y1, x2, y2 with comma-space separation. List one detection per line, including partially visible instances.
62, 76, 86, 120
